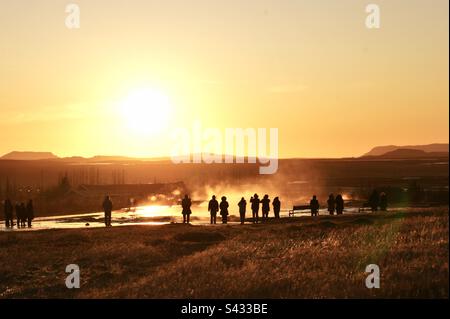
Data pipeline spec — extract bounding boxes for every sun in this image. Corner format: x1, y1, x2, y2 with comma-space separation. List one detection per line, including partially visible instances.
118, 87, 172, 135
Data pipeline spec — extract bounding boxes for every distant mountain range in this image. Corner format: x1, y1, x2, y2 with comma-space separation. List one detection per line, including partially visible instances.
362, 143, 448, 159
1, 143, 448, 161
0, 151, 169, 162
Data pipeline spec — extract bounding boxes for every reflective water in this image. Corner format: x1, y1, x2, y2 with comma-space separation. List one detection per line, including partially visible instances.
1, 204, 376, 232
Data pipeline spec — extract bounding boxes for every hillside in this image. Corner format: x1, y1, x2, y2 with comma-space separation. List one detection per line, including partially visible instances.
0, 151, 58, 160
374, 149, 449, 159
363, 143, 449, 157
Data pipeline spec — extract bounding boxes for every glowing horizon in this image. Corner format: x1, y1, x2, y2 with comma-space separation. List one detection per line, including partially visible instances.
1, 0, 448, 159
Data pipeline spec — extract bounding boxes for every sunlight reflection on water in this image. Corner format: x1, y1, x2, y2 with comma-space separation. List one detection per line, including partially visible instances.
1, 204, 366, 232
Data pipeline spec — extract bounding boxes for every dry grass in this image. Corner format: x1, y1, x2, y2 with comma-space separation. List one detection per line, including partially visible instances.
0, 208, 448, 299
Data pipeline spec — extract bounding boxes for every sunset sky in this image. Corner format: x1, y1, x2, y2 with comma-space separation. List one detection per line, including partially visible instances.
0, 0, 448, 158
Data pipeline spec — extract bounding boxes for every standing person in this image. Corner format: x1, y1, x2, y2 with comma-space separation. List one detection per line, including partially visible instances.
327, 194, 335, 215
272, 197, 281, 218
219, 196, 229, 224
250, 194, 260, 224
335, 194, 344, 215
369, 190, 379, 212
181, 195, 192, 224
15, 202, 21, 228
208, 195, 219, 224
102, 195, 113, 227
310, 195, 319, 217
249, 196, 254, 222
26, 199, 34, 228
4, 199, 14, 228
238, 197, 247, 224
20, 203, 26, 227
379, 192, 388, 211
261, 195, 270, 221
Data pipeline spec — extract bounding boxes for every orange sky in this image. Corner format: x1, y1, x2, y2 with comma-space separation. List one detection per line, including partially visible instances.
0, 0, 448, 158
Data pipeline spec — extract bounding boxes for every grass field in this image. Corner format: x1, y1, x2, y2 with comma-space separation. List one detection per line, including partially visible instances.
0, 208, 448, 298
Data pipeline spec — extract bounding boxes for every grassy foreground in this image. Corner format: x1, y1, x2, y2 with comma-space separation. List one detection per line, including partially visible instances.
0, 208, 448, 298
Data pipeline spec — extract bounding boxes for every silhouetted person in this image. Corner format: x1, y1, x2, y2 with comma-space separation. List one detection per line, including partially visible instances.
335, 194, 344, 214
250, 194, 260, 223
379, 192, 388, 211
26, 200, 34, 228
19, 203, 26, 227
238, 197, 247, 224
127, 198, 134, 212
102, 195, 113, 227
261, 194, 270, 221
369, 190, 379, 212
310, 195, 319, 216
4, 199, 13, 228
219, 196, 229, 224
250, 196, 254, 222
15, 202, 21, 228
327, 194, 335, 215
181, 194, 192, 224
208, 195, 219, 224
272, 197, 281, 218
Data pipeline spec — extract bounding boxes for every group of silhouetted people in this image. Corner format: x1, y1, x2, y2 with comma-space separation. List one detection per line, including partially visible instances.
180, 193, 281, 225
3, 199, 34, 228
182, 192, 353, 224
326, 194, 345, 215
248, 194, 281, 224
2, 190, 387, 230
308, 194, 344, 216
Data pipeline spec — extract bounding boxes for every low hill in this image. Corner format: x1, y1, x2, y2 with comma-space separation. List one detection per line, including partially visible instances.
372, 149, 449, 159
363, 143, 448, 157
0, 151, 59, 160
